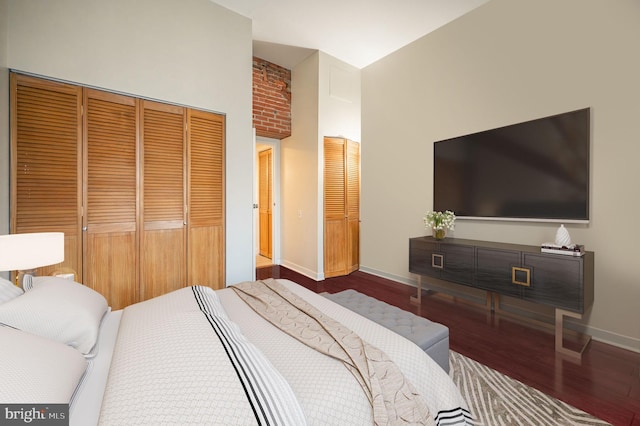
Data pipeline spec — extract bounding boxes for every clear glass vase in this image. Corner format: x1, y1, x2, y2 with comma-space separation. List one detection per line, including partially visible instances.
432, 228, 447, 240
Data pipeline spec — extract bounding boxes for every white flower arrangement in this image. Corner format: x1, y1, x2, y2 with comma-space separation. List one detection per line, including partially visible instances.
423, 210, 456, 231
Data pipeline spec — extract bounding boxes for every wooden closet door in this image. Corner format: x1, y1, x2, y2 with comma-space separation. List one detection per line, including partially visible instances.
324, 137, 348, 278
259, 148, 272, 259
83, 89, 138, 309
346, 140, 360, 274
10, 74, 82, 278
140, 101, 186, 300
187, 109, 225, 289
324, 137, 360, 278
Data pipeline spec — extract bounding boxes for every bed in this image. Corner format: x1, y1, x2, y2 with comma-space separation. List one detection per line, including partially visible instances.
0, 276, 472, 425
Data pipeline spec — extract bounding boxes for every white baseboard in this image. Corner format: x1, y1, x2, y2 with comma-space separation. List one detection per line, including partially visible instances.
280, 260, 323, 281
358, 265, 640, 354
580, 325, 640, 353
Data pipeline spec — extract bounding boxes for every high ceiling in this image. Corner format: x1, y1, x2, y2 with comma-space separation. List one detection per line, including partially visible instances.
211, 0, 489, 69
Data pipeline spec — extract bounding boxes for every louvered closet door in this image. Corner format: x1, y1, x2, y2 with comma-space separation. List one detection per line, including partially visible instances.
11, 74, 82, 278
84, 89, 138, 310
187, 109, 225, 289
324, 137, 360, 278
140, 101, 186, 300
324, 137, 348, 278
346, 140, 360, 274
259, 149, 272, 258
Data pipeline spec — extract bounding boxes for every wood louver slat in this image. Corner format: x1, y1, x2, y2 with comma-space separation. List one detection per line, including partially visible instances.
86, 93, 137, 226
13, 77, 81, 233
143, 103, 185, 223
347, 140, 360, 217
188, 110, 224, 227
324, 137, 346, 220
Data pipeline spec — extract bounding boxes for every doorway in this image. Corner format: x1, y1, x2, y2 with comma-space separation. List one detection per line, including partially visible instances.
255, 138, 280, 268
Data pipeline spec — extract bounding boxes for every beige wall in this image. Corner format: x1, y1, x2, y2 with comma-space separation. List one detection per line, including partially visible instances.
281, 52, 361, 279
2, 0, 255, 284
361, 0, 640, 351
0, 0, 8, 280
281, 53, 320, 278
317, 52, 362, 277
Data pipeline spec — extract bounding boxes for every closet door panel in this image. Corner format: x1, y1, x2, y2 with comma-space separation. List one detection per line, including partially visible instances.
346, 140, 360, 274
85, 232, 137, 309
84, 89, 138, 309
11, 74, 82, 278
324, 137, 347, 278
141, 101, 186, 300
187, 110, 224, 288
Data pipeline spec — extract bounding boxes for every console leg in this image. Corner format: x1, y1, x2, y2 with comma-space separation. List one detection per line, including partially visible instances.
410, 275, 422, 305
555, 308, 591, 359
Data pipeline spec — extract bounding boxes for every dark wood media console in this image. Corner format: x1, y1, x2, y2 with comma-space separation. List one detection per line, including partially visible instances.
409, 236, 594, 358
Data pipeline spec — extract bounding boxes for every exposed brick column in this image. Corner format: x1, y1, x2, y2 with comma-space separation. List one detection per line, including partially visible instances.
252, 57, 291, 139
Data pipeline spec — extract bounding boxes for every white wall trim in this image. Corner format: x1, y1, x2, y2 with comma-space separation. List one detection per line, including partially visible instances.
281, 260, 323, 281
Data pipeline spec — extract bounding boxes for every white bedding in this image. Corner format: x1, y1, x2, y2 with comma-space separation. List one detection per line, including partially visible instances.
70, 309, 122, 426
98, 284, 306, 425
93, 279, 470, 425
221, 280, 470, 425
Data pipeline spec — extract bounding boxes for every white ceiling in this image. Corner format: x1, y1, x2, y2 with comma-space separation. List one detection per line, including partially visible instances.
211, 0, 489, 69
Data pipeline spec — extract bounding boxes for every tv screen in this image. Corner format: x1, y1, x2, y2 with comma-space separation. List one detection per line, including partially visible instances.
434, 108, 590, 222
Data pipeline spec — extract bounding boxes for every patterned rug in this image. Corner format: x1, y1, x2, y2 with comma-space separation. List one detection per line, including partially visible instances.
449, 351, 611, 426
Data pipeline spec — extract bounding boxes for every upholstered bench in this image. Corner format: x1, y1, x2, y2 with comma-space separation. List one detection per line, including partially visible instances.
322, 289, 450, 373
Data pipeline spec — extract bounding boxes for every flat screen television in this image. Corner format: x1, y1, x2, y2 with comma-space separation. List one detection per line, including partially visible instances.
434, 108, 590, 223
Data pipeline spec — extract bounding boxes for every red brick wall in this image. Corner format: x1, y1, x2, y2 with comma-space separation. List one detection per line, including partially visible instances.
253, 57, 291, 139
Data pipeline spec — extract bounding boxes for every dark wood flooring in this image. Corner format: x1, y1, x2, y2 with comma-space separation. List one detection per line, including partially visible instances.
257, 266, 640, 426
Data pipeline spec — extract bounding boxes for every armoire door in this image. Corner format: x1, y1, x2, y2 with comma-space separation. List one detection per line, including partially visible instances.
10, 74, 82, 279
187, 109, 225, 289
84, 89, 139, 310
140, 101, 187, 301
258, 148, 272, 259
324, 137, 360, 278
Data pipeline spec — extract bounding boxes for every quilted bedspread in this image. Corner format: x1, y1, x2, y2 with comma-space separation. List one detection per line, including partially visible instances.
232, 279, 434, 425
99, 279, 471, 425
98, 286, 305, 425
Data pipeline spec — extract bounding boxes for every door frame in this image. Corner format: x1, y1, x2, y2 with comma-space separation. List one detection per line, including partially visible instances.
254, 136, 281, 266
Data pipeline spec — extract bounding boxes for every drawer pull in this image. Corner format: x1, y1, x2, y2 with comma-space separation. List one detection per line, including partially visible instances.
432, 254, 444, 269
512, 266, 531, 286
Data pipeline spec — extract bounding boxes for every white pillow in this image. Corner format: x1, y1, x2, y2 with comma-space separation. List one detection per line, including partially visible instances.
0, 277, 108, 354
0, 326, 88, 403
0, 277, 23, 304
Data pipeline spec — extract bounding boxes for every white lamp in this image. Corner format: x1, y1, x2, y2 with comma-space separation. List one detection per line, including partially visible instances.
0, 232, 65, 288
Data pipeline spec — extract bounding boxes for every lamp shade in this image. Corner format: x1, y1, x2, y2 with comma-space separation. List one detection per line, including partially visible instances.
0, 232, 65, 271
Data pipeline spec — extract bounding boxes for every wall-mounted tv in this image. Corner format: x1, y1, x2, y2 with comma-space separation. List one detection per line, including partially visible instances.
434, 108, 590, 223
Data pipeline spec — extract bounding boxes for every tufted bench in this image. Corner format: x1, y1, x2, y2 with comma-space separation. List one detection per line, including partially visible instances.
323, 289, 450, 373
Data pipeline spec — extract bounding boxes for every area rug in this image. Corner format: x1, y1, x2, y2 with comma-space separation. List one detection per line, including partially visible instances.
449, 351, 611, 426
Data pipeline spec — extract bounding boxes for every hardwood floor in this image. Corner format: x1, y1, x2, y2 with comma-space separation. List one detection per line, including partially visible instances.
257, 266, 640, 426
